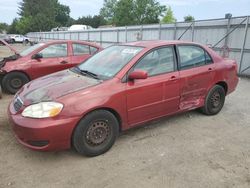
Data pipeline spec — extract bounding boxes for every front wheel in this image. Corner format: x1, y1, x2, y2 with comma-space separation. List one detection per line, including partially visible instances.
2, 72, 30, 94
200, 85, 225, 115
72, 110, 119, 157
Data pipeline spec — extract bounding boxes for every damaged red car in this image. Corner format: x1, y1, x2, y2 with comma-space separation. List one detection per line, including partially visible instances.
0, 39, 102, 94
8, 40, 238, 156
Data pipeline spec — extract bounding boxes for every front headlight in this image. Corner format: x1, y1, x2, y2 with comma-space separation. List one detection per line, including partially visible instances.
22, 102, 63, 118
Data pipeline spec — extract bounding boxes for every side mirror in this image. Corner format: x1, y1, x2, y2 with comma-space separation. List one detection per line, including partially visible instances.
32, 53, 43, 59
128, 70, 148, 80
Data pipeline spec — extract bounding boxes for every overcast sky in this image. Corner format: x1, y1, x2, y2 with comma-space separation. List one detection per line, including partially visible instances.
1, 0, 250, 24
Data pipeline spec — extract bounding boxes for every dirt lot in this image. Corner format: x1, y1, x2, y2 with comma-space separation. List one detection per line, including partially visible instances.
0, 44, 250, 188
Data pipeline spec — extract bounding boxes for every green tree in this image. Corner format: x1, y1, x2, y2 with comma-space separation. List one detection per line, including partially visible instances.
184, 15, 195, 22
0, 23, 9, 33
100, 0, 118, 24
161, 6, 176, 23
55, 3, 71, 26
113, 0, 135, 26
15, 0, 71, 34
133, 0, 166, 25
101, 0, 167, 26
8, 19, 19, 34
75, 15, 106, 28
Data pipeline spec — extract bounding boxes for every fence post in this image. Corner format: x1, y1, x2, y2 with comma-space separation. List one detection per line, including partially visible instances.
78, 32, 80, 40
159, 23, 162, 40
174, 22, 177, 40
125, 26, 128, 42
239, 16, 249, 74
87, 31, 90, 42
117, 29, 119, 43
100, 30, 103, 46
191, 21, 195, 42
140, 25, 143, 40
224, 17, 231, 47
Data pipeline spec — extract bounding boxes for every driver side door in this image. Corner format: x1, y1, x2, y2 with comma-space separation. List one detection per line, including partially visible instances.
30, 43, 70, 79
126, 46, 180, 127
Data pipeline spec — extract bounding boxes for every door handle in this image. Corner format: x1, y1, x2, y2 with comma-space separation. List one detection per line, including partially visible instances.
208, 68, 213, 72
60, 61, 68, 64
169, 76, 178, 81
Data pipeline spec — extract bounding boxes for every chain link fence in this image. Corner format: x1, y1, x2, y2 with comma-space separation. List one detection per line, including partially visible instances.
27, 16, 250, 76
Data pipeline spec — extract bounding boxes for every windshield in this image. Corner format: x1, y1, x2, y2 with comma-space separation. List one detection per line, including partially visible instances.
77, 45, 143, 80
20, 43, 45, 56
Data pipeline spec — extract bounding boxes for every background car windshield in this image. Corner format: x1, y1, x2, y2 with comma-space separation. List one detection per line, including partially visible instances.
20, 43, 45, 56
78, 45, 143, 79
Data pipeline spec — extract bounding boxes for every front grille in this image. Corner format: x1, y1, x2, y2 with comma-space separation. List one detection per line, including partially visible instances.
13, 96, 23, 112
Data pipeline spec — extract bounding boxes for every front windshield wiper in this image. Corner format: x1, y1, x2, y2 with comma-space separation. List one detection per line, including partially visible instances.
73, 67, 100, 80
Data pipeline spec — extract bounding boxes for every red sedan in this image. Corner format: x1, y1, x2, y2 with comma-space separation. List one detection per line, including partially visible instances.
8, 40, 238, 156
0, 39, 102, 94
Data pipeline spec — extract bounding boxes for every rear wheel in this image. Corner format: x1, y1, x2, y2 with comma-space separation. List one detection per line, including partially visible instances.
2, 72, 29, 94
200, 85, 225, 115
72, 110, 119, 157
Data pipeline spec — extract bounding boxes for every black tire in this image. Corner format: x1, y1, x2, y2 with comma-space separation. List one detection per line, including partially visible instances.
0, 85, 2, 99
200, 85, 225, 115
2, 72, 30, 94
72, 110, 119, 157
11, 39, 15, 43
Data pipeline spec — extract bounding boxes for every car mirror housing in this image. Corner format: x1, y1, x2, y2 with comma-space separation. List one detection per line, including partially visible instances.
128, 70, 148, 80
32, 53, 43, 59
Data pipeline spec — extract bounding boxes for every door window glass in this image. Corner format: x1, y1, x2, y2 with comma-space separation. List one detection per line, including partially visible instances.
73, 43, 90, 55
90, 46, 98, 54
133, 47, 175, 76
178, 45, 207, 70
39, 43, 67, 58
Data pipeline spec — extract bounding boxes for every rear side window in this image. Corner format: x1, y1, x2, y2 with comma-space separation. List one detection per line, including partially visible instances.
73, 43, 90, 55
90, 46, 98, 54
39, 43, 67, 58
178, 45, 212, 70
133, 47, 175, 77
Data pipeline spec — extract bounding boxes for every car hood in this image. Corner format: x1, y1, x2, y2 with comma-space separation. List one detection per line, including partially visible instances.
19, 69, 101, 104
0, 39, 19, 55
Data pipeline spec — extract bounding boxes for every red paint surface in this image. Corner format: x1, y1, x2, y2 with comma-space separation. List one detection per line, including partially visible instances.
1, 40, 102, 80
8, 40, 239, 151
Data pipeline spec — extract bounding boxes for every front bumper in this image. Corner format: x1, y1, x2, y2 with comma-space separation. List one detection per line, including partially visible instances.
8, 101, 80, 151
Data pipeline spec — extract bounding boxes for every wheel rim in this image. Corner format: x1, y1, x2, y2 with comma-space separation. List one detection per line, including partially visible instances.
210, 91, 221, 108
10, 78, 22, 89
86, 121, 110, 146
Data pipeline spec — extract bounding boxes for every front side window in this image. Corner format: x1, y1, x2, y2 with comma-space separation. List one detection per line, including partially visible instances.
39, 43, 67, 58
77, 45, 143, 80
178, 45, 210, 70
133, 47, 175, 76
73, 43, 90, 55
20, 43, 45, 56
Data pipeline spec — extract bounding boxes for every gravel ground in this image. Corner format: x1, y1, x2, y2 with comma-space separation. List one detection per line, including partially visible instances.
0, 44, 250, 188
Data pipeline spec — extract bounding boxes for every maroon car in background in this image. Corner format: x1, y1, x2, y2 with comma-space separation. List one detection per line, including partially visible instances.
8, 40, 238, 157
0, 39, 102, 94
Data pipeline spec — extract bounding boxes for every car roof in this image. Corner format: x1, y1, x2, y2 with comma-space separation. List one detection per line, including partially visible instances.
123, 40, 203, 48
43, 40, 101, 48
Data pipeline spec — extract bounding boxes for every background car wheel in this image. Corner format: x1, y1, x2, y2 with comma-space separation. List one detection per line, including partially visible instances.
201, 85, 225, 115
72, 110, 119, 157
0, 85, 2, 99
2, 72, 29, 94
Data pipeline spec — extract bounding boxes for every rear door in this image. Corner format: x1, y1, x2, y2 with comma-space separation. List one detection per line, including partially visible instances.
126, 46, 180, 126
177, 45, 215, 110
71, 43, 98, 66
30, 42, 70, 79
